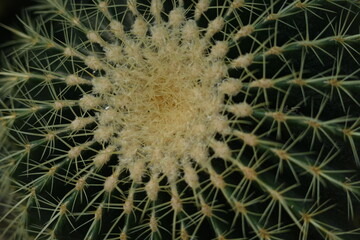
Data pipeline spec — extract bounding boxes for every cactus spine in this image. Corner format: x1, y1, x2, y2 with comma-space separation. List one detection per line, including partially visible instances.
1, 0, 360, 239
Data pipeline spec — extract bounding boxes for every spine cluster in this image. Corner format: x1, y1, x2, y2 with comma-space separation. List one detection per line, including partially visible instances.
0, 0, 360, 239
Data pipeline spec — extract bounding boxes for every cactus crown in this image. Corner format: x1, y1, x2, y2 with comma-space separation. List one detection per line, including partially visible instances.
0, 0, 360, 240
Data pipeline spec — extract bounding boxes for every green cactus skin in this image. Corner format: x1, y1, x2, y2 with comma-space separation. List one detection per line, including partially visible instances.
1, 0, 360, 239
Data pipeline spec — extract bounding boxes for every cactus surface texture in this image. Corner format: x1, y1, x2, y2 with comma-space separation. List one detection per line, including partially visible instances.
1, 0, 360, 239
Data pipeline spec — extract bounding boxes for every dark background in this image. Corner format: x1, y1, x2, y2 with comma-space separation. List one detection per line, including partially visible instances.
0, 0, 36, 44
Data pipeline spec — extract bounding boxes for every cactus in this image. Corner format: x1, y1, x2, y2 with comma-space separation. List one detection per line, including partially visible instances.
1, 0, 360, 239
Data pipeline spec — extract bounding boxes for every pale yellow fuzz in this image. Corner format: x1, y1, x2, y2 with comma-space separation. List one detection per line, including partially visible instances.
71, 17, 81, 27
192, 123, 207, 137
180, 228, 190, 240
110, 20, 126, 39
189, 143, 208, 165
70, 117, 95, 131
151, 25, 168, 45
231, 54, 254, 68
211, 140, 231, 159
87, 31, 103, 44
104, 45, 124, 63
92, 77, 113, 94
182, 20, 199, 41
171, 194, 183, 212
128, 161, 145, 182
219, 78, 242, 96
195, 0, 210, 20
201, 203, 212, 217
71, 4, 251, 197
84, 56, 104, 70
151, 0, 163, 20
63, 47, 77, 57
149, 215, 158, 232
169, 8, 185, 27
93, 125, 115, 144
241, 166, 257, 180
75, 177, 86, 191
79, 94, 102, 111
132, 17, 148, 38
232, 0, 245, 8
68, 146, 83, 159
123, 41, 141, 60
205, 17, 225, 39
267, 111, 286, 122
183, 165, 199, 189
59, 203, 68, 216
272, 149, 289, 160
210, 116, 231, 135
45, 132, 55, 141
170, 189, 183, 212
266, 46, 283, 55
235, 201, 247, 214
53, 101, 66, 110
65, 74, 88, 86
145, 176, 160, 201
210, 41, 229, 59
97, 109, 118, 125
234, 131, 258, 146
209, 170, 226, 189
93, 146, 116, 168
203, 61, 228, 82
98, 2, 108, 11
250, 78, 274, 88
123, 193, 134, 214
119, 232, 127, 240
161, 156, 179, 183
94, 204, 103, 220
47, 165, 58, 176
104, 172, 119, 192
234, 25, 254, 40
227, 102, 253, 117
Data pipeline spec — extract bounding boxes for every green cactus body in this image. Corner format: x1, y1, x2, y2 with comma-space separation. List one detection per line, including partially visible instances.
1, 0, 360, 239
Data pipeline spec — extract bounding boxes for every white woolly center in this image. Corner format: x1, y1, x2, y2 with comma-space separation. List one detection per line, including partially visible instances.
78, 8, 244, 181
